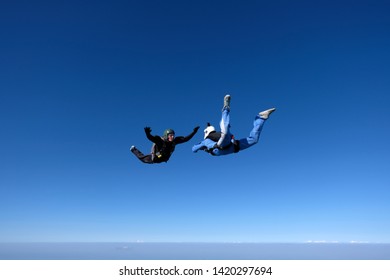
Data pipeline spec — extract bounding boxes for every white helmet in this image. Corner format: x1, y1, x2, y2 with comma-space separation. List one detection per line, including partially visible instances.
204, 125, 215, 139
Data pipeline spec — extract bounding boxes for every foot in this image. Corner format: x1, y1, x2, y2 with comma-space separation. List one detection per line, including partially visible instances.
130, 145, 136, 152
222, 94, 231, 111
259, 108, 276, 119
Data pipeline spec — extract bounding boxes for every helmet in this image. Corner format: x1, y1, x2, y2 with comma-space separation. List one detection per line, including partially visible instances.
204, 125, 215, 139
163, 128, 175, 139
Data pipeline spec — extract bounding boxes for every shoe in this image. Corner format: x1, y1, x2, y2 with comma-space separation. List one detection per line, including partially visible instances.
259, 108, 276, 119
130, 145, 136, 152
222, 94, 231, 110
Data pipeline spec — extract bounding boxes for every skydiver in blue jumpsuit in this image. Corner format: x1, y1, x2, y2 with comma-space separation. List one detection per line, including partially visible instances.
192, 95, 275, 156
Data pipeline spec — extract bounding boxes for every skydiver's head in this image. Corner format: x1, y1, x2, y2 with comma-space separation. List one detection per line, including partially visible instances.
203, 123, 215, 139
163, 128, 175, 141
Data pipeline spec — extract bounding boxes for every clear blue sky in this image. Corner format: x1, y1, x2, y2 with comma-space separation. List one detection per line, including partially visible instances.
1, 0, 389, 243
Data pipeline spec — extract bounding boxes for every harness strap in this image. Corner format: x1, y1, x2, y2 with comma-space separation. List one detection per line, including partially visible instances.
151, 138, 176, 161
206, 139, 240, 155
233, 140, 240, 153
219, 140, 240, 153
219, 142, 233, 150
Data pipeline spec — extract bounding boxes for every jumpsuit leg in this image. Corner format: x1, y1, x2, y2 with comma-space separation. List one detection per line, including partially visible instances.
237, 115, 265, 151
217, 108, 232, 147
131, 147, 154, 164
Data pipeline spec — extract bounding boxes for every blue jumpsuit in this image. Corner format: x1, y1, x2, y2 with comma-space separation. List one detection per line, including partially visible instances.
192, 108, 266, 156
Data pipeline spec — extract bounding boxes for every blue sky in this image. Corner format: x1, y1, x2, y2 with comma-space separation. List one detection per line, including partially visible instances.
1, 0, 389, 243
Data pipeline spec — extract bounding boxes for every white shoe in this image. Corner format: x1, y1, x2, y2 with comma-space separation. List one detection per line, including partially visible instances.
259, 108, 276, 119
222, 94, 231, 110
130, 145, 135, 152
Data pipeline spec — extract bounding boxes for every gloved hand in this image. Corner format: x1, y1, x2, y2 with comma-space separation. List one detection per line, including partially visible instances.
193, 126, 200, 133
144, 127, 152, 134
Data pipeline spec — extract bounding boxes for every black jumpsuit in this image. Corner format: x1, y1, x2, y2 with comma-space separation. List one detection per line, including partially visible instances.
131, 128, 198, 164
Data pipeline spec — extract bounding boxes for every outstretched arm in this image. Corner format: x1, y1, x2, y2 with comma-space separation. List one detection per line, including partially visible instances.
175, 126, 200, 144
144, 127, 163, 145
192, 141, 207, 153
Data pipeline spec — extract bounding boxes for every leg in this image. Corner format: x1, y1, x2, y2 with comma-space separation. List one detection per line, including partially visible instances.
237, 115, 265, 151
130, 146, 154, 164
217, 107, 232, 147
217, 95, 232, 147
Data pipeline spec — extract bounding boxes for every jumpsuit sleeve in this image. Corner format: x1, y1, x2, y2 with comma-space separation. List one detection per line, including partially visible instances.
174, 126, 199, 144
145, 129, 163, 145
192, 141, 207, 153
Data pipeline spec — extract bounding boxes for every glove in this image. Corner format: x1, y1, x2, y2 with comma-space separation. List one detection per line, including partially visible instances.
193, 126, 200, 133
144, 127, 152, 134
